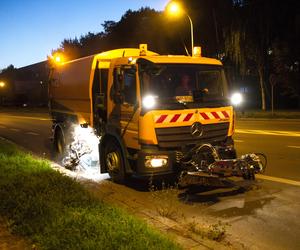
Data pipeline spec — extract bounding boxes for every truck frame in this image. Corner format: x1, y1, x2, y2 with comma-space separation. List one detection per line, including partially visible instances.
49, 44, 239, 183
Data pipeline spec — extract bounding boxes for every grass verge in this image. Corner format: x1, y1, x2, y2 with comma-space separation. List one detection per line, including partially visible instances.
149, 182, 181, 220
0, 139, 180, 250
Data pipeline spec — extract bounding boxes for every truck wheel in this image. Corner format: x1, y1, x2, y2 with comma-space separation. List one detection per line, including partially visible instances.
54, 128, 65, 155
104, 139, 125, 183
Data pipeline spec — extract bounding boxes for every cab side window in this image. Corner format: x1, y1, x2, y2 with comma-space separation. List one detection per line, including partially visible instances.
123, 69, 136, 105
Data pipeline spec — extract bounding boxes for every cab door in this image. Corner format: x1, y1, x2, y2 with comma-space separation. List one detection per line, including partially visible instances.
110, 66, 140, 149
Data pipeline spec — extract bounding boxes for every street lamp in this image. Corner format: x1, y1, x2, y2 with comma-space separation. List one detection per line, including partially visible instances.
0, 81, 6, 106
165, 1, 194, 56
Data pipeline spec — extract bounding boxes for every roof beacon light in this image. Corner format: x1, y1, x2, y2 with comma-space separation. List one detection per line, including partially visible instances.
193, 46, 202, 57
139, 44, 148, 56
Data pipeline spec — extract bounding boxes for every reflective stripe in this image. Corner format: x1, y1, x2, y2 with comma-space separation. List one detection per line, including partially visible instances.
170, 114, 181, 123
211, 111, 220, 119
155, 110, 230, 124
222, 111, 230, 118
200, 112, 210, 120
156, 114, 168, 123
183, 113, 193, 122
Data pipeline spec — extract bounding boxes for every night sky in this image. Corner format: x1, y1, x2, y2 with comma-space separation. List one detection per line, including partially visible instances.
0, 0, 166, 70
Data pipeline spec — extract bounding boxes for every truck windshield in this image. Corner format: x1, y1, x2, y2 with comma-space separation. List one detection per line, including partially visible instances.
139, 63, 230, 108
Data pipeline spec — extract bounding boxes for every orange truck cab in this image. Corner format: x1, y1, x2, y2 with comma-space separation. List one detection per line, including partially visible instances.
49, 44, 236, 182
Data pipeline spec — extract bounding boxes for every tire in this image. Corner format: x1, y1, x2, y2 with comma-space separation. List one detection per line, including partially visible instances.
53, 128, 67, 163
104, 139, 126, 183
54, 129, 65, 154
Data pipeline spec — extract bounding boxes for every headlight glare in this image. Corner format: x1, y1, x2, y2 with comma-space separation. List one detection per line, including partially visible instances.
142, 95, 157, 109
231, 92, 243, 106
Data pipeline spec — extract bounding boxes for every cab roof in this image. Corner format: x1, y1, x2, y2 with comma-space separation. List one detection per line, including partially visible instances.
139, 55, 222, 65
94, 48, 222, 66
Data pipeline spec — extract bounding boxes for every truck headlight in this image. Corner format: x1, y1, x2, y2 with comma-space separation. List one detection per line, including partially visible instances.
142, 95, 157, 109
145, 155, 168, 168
231, 92, 243, 106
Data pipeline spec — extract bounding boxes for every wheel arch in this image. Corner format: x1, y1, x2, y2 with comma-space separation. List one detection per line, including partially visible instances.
99, 133, 132, 174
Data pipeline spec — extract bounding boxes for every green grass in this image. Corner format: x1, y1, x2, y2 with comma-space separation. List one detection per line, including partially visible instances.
0, 139, 180, 250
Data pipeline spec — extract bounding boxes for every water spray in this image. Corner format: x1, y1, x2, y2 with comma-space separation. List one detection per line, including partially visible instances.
62, 124, 101, 175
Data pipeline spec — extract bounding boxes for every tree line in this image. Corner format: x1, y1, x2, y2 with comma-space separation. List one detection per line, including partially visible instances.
47, 0, 300, 110
1, 0, 299, 109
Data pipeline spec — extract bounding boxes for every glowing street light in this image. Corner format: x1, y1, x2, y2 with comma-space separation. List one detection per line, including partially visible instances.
165, 1, 194, 56
0, 81, 6, 106
167, 1, 182, 15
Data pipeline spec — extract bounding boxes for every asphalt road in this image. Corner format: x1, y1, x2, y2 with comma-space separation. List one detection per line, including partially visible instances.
0, 108, 300, 249
0, 108, 299, 181
235, 119, 300, 181
0, 108, 52, 158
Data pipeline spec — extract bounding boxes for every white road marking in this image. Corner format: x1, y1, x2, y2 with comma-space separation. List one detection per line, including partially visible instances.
236, 129, 300, 137
26, 132, 39, 136
287, 146, 300, 149
3, 115, 51, 121
256, 174, 300, 187
234, 139, 244, 142
9, 128, 20, 132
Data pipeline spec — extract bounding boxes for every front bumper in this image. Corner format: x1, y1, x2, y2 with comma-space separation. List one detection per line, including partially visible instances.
134, 136, 236, 178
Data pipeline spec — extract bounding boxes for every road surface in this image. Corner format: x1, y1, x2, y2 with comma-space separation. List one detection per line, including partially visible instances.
0, 109, 52, 159
0, 108, 300, 249
0, 109, 299, 181
235, 119, 300, 181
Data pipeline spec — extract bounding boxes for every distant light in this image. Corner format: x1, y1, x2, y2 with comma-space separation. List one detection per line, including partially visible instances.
231, 92, 243, 106
267, 48, 273, 55
0, 81, 5, 88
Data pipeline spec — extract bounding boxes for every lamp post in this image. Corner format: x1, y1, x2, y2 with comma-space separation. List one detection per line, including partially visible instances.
166, 1, 194, 56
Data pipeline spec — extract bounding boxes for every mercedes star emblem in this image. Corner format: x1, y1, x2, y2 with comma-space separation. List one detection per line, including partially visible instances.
191, 122, 203, 137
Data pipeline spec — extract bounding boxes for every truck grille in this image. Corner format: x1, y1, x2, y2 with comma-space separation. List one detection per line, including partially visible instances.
155, 122, 229, 148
